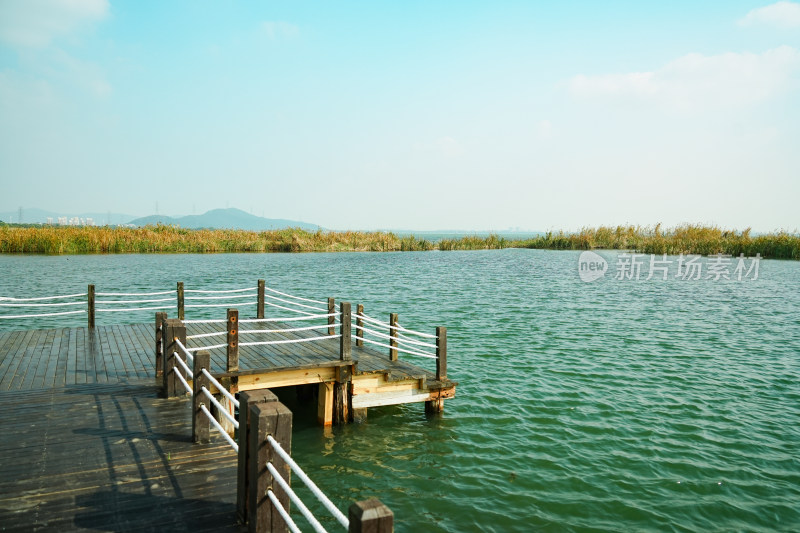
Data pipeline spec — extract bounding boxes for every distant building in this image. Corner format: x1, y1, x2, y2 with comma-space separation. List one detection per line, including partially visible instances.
46, 217, 53, 225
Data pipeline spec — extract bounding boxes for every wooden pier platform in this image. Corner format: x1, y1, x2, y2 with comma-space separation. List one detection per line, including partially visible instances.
0, 321, 454, 529
0, 322, 456, 422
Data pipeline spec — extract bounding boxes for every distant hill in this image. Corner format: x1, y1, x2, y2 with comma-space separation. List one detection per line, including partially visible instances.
128, 208, 321, 231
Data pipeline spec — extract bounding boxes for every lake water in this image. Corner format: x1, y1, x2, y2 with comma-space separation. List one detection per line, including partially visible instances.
1, 250, 798, 532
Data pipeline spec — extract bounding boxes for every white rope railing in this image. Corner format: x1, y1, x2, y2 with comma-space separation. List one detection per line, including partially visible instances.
265, 301, 318, 316
185, 342, 228, 352
97, 305, 173, 313
355, 313, 438, 340
354, 323, 395, 341
393, 322, 438, 339
240, 324, 332, 335
267, 490, 302, 533
96, 290, 174, 296
96, 297, 174, 304
265, 294, 327, 312
200, 368, 239, 408
174, 351, 192, 378
182, 319, 228, 324
186, 331, 228, 340
265, 287, 327, 306
0, 301, 85, 307
186, 301, 258, 309
395, 334, 437, 350
0, 309, 86, 320
267, 463, 328, 533
239, 313, 337, 323
185, 294, 256, 301
201, 386, 238, 429
239, 335, 340, 348
268, 434, 349, 529
360, 337, 437, 359
199, 404, 238, 452
173, 364, 193, 395
0, 292, 86, 301
184, 287, 256, 294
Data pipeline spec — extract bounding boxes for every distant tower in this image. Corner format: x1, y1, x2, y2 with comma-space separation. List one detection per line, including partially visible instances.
17, 206, 22, 224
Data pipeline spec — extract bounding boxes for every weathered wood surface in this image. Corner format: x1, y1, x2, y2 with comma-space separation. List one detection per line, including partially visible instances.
0, 381, 244, 532
0, 322, 446, 391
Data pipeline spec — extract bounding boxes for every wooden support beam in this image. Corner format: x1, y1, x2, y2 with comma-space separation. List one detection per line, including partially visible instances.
328, 297, 336, 335
340, 302, 351, 361
436, 326, 447, 381
317, 381, 334, 426
192, 350, 210, 443
162, 318, 186, 398
355, 304, 364, 347
154, 311, 167, 382
177, 282, 185, 320
227, 308, 239, 372
87, 284, 95, 329
237, 389, 278, 524
334, 365, 352, 425
348, 498, 394, 533
248, 401, 292, 533
257, 279, 265, 319
389, 313, 398, 361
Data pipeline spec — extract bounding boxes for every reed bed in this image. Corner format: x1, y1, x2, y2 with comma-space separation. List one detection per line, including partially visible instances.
1, 224, 797, 258
0, 225, 501, 254
514, 224, 800, 259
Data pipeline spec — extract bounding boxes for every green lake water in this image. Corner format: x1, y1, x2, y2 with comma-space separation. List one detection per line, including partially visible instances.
1, 249, 798, 532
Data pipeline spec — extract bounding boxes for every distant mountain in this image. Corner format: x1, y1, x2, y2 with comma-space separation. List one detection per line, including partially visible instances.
128, 208, 321, 231
0, 208, 136, 225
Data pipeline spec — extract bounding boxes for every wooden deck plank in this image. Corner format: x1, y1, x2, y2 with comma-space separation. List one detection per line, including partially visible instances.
0, 330, 23, 386
0, 329, 34, 390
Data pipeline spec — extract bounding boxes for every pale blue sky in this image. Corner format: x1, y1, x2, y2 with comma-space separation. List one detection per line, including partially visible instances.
1, 0, 798, 231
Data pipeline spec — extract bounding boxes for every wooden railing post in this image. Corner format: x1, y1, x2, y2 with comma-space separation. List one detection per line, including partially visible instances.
340, 302, 351, 361
257, 279, 265, 319
327, 297, 336, 335
192, 350, 210, 443
436, 326, 447, 381
248, 401, 292, 533
227, 308, 239, 372
177, 281, 185, 320
154, 311, 167, 382
162, 318, 187, 398
348, 498, 394, 533
355, 304, 364, 347
87, 284, 95, 329
237, 389, 279, 524
389, 313, 398, 361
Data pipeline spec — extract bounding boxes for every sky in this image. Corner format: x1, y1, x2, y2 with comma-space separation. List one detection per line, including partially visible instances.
0, 0, 799, 232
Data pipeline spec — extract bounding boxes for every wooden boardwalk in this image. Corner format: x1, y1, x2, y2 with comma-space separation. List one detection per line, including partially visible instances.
0, 381, 243, 532
0, 321, 454, 530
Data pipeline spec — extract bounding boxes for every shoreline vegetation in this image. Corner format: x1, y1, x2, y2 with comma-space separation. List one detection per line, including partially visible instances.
0, 223, 798, 259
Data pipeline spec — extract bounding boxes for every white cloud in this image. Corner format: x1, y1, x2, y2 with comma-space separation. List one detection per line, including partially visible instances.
740, 1, 800, 29
0, 0, 109, 48
536, 119, 552, 140
435, 136, 464, 157
569, 46, 800, 109
261, 21, 299, 40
